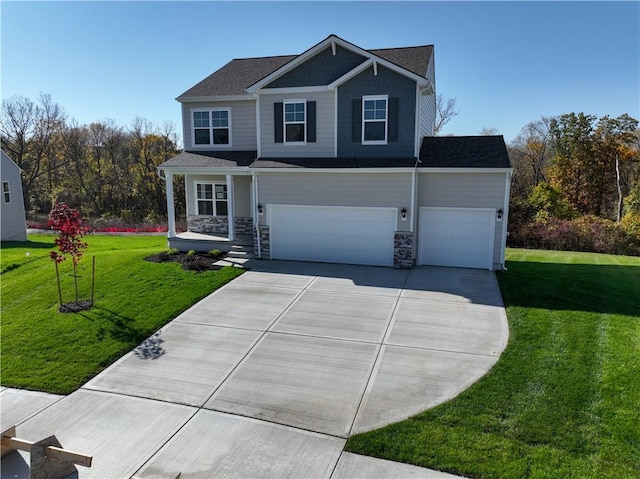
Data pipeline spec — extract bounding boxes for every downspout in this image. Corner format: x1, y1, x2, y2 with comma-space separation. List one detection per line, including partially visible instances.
412, 157, 421, 265
500, 170, 512, 270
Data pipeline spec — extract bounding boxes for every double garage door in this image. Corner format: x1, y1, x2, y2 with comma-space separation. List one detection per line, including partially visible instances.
270, 205, 396, 267
268, 205, 495, 269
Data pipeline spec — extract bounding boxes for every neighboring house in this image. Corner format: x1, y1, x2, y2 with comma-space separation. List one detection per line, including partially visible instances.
1, 150, 27, 242
158, 34, 512, 270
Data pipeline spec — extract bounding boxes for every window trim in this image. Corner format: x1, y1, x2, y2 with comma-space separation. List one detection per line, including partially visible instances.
191, 108, 232, 148
361, 95, 388, 145
283, 99, 306, 144
2, 181, 10, 203
194, 182, 228, 216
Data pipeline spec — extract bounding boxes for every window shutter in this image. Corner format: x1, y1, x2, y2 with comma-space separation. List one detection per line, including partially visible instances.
352, 99, 362, 142
274, 102, 283, 143
388, 97, 399, 142
307, 101, 316, 142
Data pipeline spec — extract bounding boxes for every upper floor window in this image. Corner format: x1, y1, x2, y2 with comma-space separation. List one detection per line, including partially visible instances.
192, 109, 231, 146
195, 182, 227, 216
2, 181, 10, 203
362, 95, 388, 145
284, 101, 306, 143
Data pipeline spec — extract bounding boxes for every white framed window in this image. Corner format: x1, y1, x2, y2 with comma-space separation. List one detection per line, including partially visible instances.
284, 100, 306, 143
362, 95, 388, 145
192, 108, 231, 147
2, 182, 10, 203
195, 182, 227, 216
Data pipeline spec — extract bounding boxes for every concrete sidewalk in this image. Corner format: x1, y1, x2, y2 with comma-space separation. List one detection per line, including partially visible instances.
2, 262, 507, 478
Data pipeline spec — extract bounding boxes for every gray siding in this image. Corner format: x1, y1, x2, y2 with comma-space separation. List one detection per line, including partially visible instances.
420, 54, 436, 137
0, 151, 27, 241
265, 45, 366, 88
257, 171, 413, 231
417, 172, 507, 266
182, 100, 256, 151
337, 65, 417, 158
233, 175, 252, 217
259, 90, 335, 158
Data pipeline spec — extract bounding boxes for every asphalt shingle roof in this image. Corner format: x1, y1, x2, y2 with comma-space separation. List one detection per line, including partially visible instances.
419, 136, 512, 169
159, 151, 257, 168
176, 37, 433, 99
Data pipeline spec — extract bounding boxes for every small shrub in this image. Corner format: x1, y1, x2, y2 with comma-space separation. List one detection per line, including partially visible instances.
187, 250, 196, 256
168, 248, 179, 255
208, 249, 222, 258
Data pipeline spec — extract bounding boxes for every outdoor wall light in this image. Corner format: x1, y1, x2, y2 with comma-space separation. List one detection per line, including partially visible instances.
401, 208, 407, 220
497, 208, 503, 220
258, 204, 264, 215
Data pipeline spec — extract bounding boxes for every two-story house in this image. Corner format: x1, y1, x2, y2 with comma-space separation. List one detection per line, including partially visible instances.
158, 34, 512, 270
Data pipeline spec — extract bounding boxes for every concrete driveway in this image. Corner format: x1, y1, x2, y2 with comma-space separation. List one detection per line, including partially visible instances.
1, 262, 508, 478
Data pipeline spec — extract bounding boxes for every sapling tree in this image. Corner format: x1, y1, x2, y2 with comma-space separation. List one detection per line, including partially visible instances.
48, 203, 91, 308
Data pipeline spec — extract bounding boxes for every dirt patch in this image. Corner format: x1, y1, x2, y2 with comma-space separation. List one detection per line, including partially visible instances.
59, 300, 93, 313
144, 251, 225, 272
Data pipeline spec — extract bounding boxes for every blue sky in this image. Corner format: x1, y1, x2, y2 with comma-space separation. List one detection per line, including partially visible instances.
2, 1, 638, 146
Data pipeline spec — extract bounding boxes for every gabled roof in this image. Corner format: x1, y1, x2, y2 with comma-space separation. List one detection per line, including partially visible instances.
177, 35, 433, 100
419, 136, 512, 169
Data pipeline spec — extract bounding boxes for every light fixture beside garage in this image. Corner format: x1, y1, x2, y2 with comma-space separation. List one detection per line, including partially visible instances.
258, 204, 264, 215
497, 208, 503, 221
401, 208, 407, 220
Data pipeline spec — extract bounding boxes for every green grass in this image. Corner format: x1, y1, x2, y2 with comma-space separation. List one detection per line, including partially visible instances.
1, 234, 242, 394
346, 249, 640, 479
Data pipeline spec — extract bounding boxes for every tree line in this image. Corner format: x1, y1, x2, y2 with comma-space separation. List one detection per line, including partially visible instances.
2, 93, 639, 254
1, 94, 183, 225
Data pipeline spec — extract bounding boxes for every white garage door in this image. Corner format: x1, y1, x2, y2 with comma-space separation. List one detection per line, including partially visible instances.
269, 205, 396, 266
419, 207, 495, 269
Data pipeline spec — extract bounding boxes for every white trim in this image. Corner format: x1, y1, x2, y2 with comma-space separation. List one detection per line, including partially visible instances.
246, 35, 429, 93
159, 167, 252, 176
410, 170, 416, 233
500, 171, 512, 269
283, 99, 307, 144
362, 95, 388, 145
414, 84, 421, 158
178, 95, 254, 103
190, 107, 232, 149
327, 59, 374, 90
165, 172, 176, 237
334, 87, 339, 157
193, 181, 228, 217
256, 95, 262, 157
418, 206, 496, 270
419, 168, 514, 174
2, 181, 11, 203
226, 174, 234, 241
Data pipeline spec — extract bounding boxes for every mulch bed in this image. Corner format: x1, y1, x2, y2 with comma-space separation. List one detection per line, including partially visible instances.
59, 300, 93, 313
144, 251, 225, 272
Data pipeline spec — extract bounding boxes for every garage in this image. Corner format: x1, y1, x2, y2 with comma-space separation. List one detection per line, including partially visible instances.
269, 205, 396, 266
419, 207, 495, 269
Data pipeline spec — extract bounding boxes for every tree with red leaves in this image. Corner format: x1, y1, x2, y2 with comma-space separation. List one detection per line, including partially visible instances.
48, 203, 91, 307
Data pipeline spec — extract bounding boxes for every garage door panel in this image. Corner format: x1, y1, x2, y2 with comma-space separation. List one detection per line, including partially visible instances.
270, 205, 396, 266
419, 208, 494, 270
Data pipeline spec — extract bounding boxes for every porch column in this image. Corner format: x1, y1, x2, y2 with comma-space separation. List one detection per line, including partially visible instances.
165, 171, 176, 237
226, 174, 235, 241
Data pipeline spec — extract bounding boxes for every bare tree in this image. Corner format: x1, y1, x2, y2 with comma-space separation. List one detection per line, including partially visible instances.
510, 117, 553, 194
434, 94, 459, 135
479, 127, 499, 136
1, 93, 66, 211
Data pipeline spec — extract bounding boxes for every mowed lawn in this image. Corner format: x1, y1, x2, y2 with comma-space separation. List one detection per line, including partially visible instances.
347, 249, 639, 479
1, 234, 242, 394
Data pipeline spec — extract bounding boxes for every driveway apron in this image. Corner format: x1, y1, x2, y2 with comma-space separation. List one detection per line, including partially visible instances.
2, 262, 507, 478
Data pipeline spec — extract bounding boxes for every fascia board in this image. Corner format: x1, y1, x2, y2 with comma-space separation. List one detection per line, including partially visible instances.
246, 35, 342, 93
418, 168, 514, 174
177, 95, 256, 103
250, 167, 417, 174
158, 166, 252, 175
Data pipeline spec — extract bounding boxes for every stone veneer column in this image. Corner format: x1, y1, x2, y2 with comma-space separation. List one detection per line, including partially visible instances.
394, 231, 414, 268
253, 225, 270, 259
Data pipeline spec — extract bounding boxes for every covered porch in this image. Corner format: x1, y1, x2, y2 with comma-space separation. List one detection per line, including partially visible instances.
157, 151, 258, 253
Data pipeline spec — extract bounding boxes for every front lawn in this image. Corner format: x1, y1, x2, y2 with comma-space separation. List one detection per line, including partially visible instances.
346, 249, 639, 479
1, 234, 242, 394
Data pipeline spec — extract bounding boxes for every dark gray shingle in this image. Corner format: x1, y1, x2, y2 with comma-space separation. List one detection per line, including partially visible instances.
419, 136, 511, 168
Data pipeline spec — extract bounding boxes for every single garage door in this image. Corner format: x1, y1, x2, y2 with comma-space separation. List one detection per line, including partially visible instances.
419, 207, 495, 269
269, 205, 396, 266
